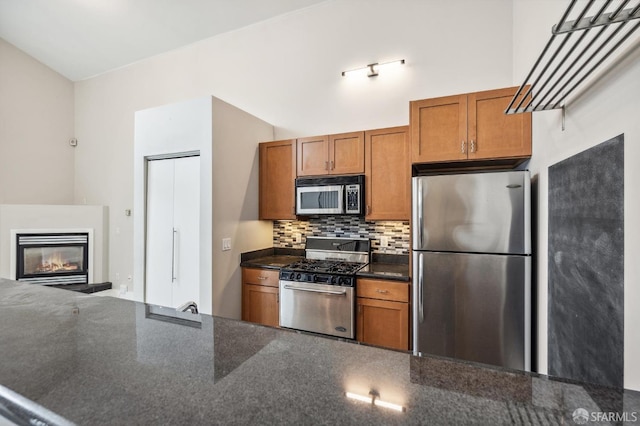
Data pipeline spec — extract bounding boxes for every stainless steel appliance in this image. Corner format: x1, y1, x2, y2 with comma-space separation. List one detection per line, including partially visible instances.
279, 237, 370, 338
412, 170, 531, 371
295, 175, 364, 215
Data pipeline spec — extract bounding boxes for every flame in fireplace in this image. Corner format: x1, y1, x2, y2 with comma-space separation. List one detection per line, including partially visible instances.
35, 251, 80, 273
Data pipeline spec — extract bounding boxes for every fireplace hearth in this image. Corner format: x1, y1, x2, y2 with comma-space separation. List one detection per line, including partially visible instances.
16, 233, 89, 285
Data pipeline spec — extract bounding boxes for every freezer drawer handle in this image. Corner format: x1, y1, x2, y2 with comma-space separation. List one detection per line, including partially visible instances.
418, 253, 424, 323
283, 285, 347, 296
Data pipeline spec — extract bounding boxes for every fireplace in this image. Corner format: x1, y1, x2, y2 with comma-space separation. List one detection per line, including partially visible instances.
16, 233, 89, 285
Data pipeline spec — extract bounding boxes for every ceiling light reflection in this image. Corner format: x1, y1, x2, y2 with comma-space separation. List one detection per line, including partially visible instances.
345, 391, 405, 412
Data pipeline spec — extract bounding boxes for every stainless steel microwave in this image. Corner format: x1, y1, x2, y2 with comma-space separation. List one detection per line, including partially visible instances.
295, 175, 364, 215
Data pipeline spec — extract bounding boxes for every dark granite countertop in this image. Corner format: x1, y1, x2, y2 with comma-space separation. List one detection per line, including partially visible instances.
2, 278, 638, 425
241, 248, 410, 281
357, 254, 410, 282
239, 247, 303, 269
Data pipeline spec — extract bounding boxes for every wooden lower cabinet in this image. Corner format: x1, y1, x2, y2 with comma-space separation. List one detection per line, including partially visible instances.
356, 278, 410, 351
242, 268, 280, 327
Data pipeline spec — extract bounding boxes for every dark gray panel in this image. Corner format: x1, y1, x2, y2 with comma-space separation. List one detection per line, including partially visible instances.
548, 134, 624, 388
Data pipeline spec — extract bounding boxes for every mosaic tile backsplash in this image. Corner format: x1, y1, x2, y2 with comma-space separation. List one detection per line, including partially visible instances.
273, 217, 410, 255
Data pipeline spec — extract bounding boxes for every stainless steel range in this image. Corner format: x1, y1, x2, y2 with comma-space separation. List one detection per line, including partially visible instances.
279, 237, 370, 339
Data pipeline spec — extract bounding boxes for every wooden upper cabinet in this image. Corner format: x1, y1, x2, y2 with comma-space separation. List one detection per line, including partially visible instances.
365, 126, 410, 220
259, 139, 296, 220
329, 131, 365, 175
297, 132, 364, 176
468, 87, 532, 160
297, 135, 329, 176
410, 86, 532, 165
411, 94, 467, 163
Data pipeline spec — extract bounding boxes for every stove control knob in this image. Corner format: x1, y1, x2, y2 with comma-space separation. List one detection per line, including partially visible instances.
289, 272, 295, 280
330, 276, 336, 285
296, 273, 301, 280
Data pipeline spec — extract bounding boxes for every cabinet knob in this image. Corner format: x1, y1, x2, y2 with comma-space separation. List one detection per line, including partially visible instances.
376, 289, 389, 294
330, 160, 334, 170
470, 139, 476, 153
258, 276, 267, 280
461, 140, 466, 153
366, 205, 371, 215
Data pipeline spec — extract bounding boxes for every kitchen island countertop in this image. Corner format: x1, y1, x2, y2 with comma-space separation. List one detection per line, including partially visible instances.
2, 278, 638, 425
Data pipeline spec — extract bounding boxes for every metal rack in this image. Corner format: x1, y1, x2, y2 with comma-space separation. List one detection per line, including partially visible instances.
506, 0, 640, 115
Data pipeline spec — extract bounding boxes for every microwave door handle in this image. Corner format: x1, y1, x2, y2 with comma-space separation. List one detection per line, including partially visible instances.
317, 193, 322, 208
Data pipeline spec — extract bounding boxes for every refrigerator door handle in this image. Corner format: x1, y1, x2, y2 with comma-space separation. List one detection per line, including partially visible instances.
417, 179, 424, 248
418, 252, 424, 323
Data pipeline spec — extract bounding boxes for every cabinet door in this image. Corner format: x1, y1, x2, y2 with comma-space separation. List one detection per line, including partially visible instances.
357, 297, 409, 351
242, 283, 279, 327
145, 156, 200, 309
365, 127, 410, 220
297, 135, 329, 176
467, 87, 532, 160
172, 156, 200, 307
410, 94, 468, 163
329, 131, 364, 174
259, 140, 296, 220
145, 159, 175, 308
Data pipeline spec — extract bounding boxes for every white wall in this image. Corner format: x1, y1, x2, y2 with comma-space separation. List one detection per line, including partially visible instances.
73, 0, 514, 319
132, 97, 272, 316
133, 97, 215, 314
0, 38, 75, 204
211, 97, 274, 318
513, 0, 640, 390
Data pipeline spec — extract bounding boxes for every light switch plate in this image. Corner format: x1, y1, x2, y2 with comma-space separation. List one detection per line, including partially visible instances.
222, 238, 231, 251
380, 236, 389, 248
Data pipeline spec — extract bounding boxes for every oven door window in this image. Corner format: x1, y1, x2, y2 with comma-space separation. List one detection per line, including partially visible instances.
297, 185, 343, 214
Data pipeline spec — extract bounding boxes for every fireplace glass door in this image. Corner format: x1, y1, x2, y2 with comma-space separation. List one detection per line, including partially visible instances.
17, 233, 89, 285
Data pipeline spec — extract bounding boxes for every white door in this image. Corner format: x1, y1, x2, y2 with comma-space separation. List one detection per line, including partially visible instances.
145, 155, 200, 308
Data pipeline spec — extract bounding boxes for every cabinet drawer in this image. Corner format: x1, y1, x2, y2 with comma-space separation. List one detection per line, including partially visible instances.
242, 268, 279, 287
357, 278, 409, 303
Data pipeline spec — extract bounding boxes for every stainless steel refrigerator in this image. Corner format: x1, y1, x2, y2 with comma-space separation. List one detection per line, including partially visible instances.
412, 170, 531, 371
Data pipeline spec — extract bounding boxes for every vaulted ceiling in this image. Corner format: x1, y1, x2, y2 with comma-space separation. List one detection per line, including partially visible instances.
0, 0, 327, 81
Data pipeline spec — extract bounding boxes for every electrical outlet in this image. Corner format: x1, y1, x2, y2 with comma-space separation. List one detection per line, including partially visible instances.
294, 233, 302, 244
222, 238, 231, 251
380, 236, 389, 248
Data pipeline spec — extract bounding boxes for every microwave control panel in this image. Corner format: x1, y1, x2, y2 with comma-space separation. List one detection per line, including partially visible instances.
345, 184, 361, 214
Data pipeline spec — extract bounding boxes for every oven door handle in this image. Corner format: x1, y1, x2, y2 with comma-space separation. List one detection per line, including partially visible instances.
283, 285, 347, 296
